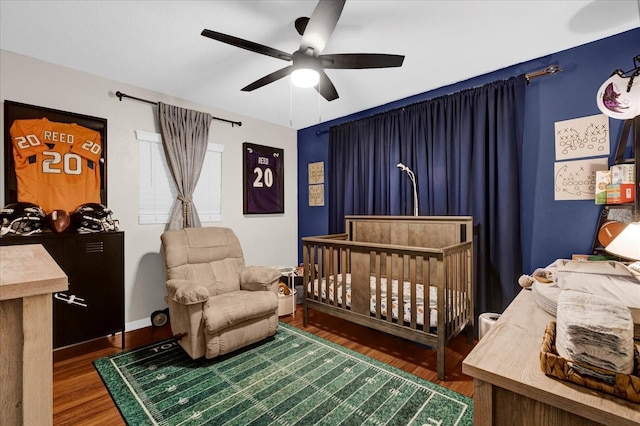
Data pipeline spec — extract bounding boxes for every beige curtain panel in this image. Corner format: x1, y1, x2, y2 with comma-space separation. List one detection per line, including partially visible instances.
158, 102, 212, 230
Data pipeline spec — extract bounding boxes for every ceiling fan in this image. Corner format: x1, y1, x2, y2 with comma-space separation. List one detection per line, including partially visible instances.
201, 0, 404, 101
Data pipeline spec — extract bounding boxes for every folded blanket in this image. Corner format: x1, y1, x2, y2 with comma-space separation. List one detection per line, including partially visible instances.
556, 289, 634, 375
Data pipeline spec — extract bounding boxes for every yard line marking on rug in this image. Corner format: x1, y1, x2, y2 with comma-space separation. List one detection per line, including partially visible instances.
315, 374, 401, 426
108, 357, 161, 425
384, 387, 422, 426
409, 393, 437, 425
364, 379, 414, 425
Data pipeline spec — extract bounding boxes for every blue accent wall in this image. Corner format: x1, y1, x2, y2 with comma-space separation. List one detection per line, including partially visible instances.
297, 28, 640, 277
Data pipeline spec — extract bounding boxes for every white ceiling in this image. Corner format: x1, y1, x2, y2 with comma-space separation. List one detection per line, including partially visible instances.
1, 1, 639, 130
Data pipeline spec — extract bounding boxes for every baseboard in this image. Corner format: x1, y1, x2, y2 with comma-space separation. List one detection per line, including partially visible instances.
126, 317, 151, 331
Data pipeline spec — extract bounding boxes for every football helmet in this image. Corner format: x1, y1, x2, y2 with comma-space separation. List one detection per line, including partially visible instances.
71, 203, 119, 233
596, 69, 640, 120
0, 202, 46, 236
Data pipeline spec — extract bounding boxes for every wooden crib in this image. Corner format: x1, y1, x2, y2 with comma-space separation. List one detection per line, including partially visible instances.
302, 215, 474, 381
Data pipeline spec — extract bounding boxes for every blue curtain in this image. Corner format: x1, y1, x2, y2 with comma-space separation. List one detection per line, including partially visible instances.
328, 76, 527, 315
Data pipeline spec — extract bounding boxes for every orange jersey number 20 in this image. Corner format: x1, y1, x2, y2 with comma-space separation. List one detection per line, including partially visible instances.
10, 117, 102, 214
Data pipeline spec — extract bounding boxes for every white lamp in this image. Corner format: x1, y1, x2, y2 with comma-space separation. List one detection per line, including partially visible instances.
605, 221, 640, 261
291, 68, 320, 88
397, 162, 418, 216
605, 221, 640, 273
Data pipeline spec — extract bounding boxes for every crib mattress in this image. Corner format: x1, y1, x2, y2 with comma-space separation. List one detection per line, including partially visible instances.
308, 273, 439, 328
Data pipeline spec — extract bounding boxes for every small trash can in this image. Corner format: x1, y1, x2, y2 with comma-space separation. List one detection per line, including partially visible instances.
478, 313, 501, 339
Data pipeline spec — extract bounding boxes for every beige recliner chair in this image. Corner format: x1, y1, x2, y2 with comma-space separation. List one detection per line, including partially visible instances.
160, 226, 280, 359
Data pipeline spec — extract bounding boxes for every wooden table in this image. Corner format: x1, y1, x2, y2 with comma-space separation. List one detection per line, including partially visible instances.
0, 244, 68, 426
463, 289, 640, 426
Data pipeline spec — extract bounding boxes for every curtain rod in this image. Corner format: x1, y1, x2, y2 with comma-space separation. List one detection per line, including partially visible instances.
313, 65, 563, 136
525, 65, 562, 84
115, 91, 242, 127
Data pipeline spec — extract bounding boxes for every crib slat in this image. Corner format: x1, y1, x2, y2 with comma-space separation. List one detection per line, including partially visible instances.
303, 244, 309, 327
382, 252, 387, 322
397, 252, 401, 324
397, 254, 404, 326
350, 250, 370, 315
387, 253, 393, 322
341, 248, 348, 311
387, 253, 395, 323
447, 253, 453, 335
309, 245, 316, 301
448, 253, 462, 336
432, 256, 445, 337
374, 252, 381, 319
322, 245, 328, 304
422, 255, 428, 330
455, 253, 460, 334
331, 246, 338, 307
433, 255, 446, 380
409, 256, 416, 329
455, 251, 462, 331
451, 253, 457, 335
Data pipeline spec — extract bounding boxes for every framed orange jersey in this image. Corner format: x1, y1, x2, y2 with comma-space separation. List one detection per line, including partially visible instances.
3, 101, 107, 213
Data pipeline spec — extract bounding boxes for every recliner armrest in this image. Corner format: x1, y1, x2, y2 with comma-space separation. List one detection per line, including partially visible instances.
166, 279, 212, 305
240, 266, 281, 292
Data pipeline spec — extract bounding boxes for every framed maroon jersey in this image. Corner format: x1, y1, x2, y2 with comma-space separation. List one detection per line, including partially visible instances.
243, 142, 284, 214
3, 101, 107, 213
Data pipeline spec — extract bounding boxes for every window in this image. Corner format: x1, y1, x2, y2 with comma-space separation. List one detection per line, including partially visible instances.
137, 130, 223, 224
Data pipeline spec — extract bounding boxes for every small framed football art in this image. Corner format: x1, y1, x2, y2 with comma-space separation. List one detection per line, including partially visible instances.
242, 142, 284, 214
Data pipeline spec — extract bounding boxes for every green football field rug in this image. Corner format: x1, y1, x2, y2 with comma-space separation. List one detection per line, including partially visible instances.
94, 322, 472, 425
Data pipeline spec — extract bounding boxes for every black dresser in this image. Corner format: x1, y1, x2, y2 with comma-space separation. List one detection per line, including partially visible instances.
0, 231, 124, 348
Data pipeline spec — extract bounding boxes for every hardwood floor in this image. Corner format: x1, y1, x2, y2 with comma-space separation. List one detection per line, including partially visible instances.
53, 305, 476, 425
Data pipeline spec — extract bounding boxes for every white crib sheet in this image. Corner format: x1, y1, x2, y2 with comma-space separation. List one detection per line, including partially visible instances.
308, 273, 438, 328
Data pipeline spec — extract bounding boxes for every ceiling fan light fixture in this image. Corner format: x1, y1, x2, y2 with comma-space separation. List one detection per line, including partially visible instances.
291, 68, 320, 88
201, 0, 403, 101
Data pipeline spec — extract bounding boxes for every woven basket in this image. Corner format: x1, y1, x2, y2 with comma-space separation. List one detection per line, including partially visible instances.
540, 322, 640, 403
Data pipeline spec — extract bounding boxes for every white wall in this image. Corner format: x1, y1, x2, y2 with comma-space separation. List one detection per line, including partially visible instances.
0, 50, 298, 330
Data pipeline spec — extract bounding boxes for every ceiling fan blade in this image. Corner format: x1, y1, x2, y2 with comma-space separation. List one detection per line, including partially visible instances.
299, 0, 346, 55
201, 29, 292, 61
320, 53, 405, 69
241, 65, 294, 92
315, 69, 339, 101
